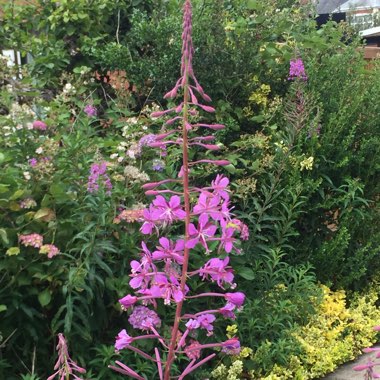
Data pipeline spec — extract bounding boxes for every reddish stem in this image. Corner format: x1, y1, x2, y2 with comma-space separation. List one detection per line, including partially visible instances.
163, 56, 191, 380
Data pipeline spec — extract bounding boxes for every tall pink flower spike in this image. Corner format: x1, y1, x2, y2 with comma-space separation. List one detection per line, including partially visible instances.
111, 1, 249, 379
48, 333, 86, 380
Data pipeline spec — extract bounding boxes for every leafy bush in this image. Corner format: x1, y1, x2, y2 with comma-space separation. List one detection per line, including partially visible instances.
210, 285, 380, 379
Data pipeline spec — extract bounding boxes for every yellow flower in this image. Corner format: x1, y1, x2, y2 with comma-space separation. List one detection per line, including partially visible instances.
226, 324, 238, 338
300, 156, 314, 171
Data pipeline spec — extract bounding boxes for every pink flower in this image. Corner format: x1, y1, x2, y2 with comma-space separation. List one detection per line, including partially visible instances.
19, 233, 43, 248
149, 274, 187, 304
87, 162, 112, 195
187, 214, 217, 252
152, 237, 185, 264
225, 292, 245, 307
39, 244, 60, 258
129, 242, 157, 291
219, 224, 237, 253
211, 175, 230, 201
193, 192, 221, 220
119, 295, 138, 310
199, 257, 234, 288
32, 120, 47, 130
288, 58, 307, 81
219, 302, 236, 319
28, 158, 38, 167
115, 329, 133, 351
151, 195, 186, 223
140, 206, 159, 235
186, 314, 216, 335
84, 104, 97, 117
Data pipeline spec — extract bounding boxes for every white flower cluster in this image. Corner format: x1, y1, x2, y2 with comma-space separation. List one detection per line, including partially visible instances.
123, 165, 150, 183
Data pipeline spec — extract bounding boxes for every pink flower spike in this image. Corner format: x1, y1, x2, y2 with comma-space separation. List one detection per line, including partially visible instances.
48, 334, 86, 380
374, 326, 380, 331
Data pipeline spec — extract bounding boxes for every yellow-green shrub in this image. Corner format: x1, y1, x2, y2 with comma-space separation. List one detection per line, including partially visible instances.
211, 285, 380, 380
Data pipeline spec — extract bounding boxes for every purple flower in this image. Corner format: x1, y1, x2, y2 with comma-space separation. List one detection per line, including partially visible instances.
28, 158, 38, 167
87, 162, 112, 195
288, 58, 307, 81
128, 306, 161, 331
33, 120, 47, 131
84, 104, 97, 117
152, 159, 165, 172
222, 338, 241, 355
115, 329, 133, 351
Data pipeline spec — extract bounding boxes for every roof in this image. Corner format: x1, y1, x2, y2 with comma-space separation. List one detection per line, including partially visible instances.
334, 0, 380, 11
317, 0, 348, 13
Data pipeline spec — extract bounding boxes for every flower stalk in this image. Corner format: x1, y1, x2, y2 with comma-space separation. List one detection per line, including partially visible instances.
112, 1, 249, 378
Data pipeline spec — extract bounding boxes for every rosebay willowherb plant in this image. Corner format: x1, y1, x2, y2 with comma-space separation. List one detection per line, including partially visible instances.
110, 1, 249, 379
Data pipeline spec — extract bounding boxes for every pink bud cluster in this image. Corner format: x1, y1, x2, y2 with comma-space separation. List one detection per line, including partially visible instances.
111, 1, 249, 379
48, 333, 86, 380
